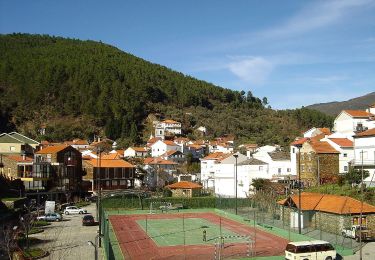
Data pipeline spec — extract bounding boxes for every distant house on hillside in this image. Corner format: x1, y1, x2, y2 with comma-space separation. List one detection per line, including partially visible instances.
154, 119, 182, 140
0, 132, 40, 155
333, 108, 375, 138
151, 140, 180, 157
252, 149, 292, 179
124, 147, 148, 158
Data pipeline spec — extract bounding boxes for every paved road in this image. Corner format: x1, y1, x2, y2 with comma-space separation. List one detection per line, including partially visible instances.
344, 242, 375, 260
31, 203, 102, 260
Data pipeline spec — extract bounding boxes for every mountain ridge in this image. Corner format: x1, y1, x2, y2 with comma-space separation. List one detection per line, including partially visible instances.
306, 92, 375, 116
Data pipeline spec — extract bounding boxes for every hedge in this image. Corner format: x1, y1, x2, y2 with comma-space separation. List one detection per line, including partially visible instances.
101, 196, 251, 210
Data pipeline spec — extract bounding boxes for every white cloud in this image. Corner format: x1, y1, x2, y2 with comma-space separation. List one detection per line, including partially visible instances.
228, 57, 274, 85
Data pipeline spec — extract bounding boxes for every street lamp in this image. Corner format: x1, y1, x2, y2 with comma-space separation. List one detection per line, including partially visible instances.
233, 154, 238, 215
295, 143, 303, 234
88, 234, 102, 260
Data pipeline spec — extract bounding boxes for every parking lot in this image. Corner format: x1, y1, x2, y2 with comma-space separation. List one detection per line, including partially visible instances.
31, 203, 102, 260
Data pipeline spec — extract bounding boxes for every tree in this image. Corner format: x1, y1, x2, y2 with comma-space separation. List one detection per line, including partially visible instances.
251, 178, 271, 192
0, 224, 19, 260
262, 97, 268, 106
344, 168, 369, 186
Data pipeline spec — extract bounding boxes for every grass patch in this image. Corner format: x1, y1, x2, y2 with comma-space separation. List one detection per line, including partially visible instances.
1, 197, 25, 201
29, 227, 44, 235
33, 220, 51, 227
23, 248, 46, 258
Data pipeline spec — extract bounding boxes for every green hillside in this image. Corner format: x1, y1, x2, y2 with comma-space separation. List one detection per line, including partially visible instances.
0, 33, 333, 147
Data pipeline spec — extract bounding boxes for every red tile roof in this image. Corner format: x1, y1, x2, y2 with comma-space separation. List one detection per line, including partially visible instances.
131, 147, 148, 152
162, 119, 180, 124
163, 140, 178, 146
36, 144, 69, 154
87, 159, 134, 168
344, 110, 374, 118
6, 155, 33, 163
354, 128, 375, 138
202, 152, 225, 160
317, 128, 331, 135
328, 138, 353, 147
310, 141, 339, 154
278, 192, 375, 214
291, 138, 309, 146
101, 153, 121, 160
166, 181, 202, 189
144, 157, 177, 165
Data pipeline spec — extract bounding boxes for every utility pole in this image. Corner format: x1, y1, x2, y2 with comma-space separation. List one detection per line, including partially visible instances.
359, 150, 364, 260
233, 154, 238, 215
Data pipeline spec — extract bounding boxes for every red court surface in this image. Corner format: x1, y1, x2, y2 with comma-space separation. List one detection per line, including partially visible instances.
109, 212, 289, 260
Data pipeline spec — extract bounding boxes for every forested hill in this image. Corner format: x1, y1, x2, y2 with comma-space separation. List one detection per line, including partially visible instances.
0, 34, 333, 147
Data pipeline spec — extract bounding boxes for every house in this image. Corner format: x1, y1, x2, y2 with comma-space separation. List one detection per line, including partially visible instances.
64, 139, 90, 150
154, 119, 182, 140
166, 181, 202, 197
200, 152, 230, 189
238, 143, 257, 157
147, 137, 162, 148
208, 141, 234, 154
35, 145, 83, 193
185, 144, 205, 159
298, 140, 339, 186
303, 127, 331, 138
235, 158, 270, 197
0, 132, 40, 155
333, 109, 375, 137
278, 192, 375, 234
160, 150, 185, 164
323, 138, 354, 173
352, 128, 375, 187
252, 150, 292, 179
82, 157, 135, 192
143, 157, 178, 188
124, 147, 148, 158
214, 153, 248, 197
151, 140, 180, 157
1, 155, 41, 190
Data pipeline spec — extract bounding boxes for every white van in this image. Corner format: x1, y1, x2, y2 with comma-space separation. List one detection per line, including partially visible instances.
285, 240, 336, 260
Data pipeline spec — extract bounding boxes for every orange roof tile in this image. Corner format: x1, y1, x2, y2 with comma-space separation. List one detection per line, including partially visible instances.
166, 181, 202, 189
131, 147, 147, 152
354, 128, 375, 138
328, 138, 353, 147
278, 192, 375, 214
163, 140, 178, 146
144, 157, 177, 165
188, 144, 203, 149
6, 155, 33, 163
310, 141, 339, 154
202, 152, 225, 160
344, 110, 374, 118
87, 159, 134, 168
162, 119, 180, 124
318, 128, 331, 135
36, 144, 69, 154
291, 137, 309, 146
101, 153, 121, 160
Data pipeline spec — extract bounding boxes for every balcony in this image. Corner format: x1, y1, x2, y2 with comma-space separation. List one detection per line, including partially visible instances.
351, 159, 375, 167
19, 171, 51, 181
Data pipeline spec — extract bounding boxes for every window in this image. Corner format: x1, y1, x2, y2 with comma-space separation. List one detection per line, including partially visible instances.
259, 166, 263, 171
292, 148, 295, 153
278, 168, 282, 174
343, 153, 347, 157
287, 168, 291, 172
9, 146, 15, 151
344, 166, 348, 171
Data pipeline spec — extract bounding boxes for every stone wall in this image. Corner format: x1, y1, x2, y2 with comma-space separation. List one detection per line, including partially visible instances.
280, 205, 375, 234
1, 156, 19, 179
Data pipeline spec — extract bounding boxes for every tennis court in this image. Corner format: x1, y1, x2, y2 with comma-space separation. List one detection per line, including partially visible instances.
109, 211, 289, 259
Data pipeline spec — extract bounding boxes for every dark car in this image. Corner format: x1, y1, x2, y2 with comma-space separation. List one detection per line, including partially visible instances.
82, 214, 95, 226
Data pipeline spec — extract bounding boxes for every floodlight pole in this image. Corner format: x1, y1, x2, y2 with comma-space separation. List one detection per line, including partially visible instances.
234, 154, 238, 215
296, 144, 302, 234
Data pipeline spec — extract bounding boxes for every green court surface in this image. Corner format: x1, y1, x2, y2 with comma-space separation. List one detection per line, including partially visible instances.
137, 217, 244, 246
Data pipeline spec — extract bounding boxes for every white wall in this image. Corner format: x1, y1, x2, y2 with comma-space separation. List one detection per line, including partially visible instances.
354, 136, 375, 183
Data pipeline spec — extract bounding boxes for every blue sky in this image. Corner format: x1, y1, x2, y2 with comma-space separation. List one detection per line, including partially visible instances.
1, 0, 375, 109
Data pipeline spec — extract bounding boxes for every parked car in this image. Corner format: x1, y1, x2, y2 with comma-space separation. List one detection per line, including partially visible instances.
85, 195, 97, 202
82, 214, 95, 226
37, 213, 63, 222
342, 225, 375, 241
64, 206, 87, 215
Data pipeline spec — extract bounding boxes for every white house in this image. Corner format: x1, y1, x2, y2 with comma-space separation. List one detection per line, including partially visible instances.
323, 137, 354, 173
352, 128, 375, 187
333, 109, 375, 138
213, 153, 248, 197
252, 150, 292, 179
235, 158, 270, 197
124, 147, 148, 158
151, 140, 180, 157
200, 152, 229, 189
303, 127, 330, 138
208, 142, 233, 154
154, 119, 182, 139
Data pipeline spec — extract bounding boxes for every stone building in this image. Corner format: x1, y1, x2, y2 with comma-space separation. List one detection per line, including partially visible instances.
166, 181, 202, 198
278, 192, 375, 235
299, 140, 339, 186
